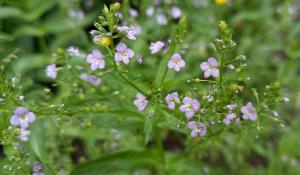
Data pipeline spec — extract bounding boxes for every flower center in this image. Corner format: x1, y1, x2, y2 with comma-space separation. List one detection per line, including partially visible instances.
208, 65, 215, 71
20, 115, 27, 120
171, 97, 178, 104
92, 57, 99, 64
248, 109, 254, 114
195, 127, 201, 133
186, 104, 192, 111
120, 50, 127, 57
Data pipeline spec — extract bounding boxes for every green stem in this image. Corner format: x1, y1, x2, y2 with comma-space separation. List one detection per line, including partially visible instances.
38, 36, 48, 53
218, 52, 225, 93
118, 72, 146, 94
155, 127, 167, 175
158, 45, 177, 88
159, 68, 169, 88
105, 46, 146, 95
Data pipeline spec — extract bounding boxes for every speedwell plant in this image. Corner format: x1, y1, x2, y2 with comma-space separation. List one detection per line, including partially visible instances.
0, 3, 286, 175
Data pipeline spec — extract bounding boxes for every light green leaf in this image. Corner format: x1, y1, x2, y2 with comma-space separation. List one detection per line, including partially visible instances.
70, 150, 159, 175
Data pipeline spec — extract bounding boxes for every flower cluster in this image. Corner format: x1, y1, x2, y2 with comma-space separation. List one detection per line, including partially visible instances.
165, 92, 205, 137
67, 46, 81, 56
10, 107, 36, 141
223, 103, 237, 125
188, 121, 207, 137
149, 41, 165, 54
146, 5, 182, 26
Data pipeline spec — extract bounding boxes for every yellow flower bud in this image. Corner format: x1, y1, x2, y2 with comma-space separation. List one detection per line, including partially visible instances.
93, 35, 112, 47
215, 0, 228, 5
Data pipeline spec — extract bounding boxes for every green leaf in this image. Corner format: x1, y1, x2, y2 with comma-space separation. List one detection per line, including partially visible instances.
70, 150, 159, 175
29, 120, 48, 163
144, 116, 154, 145
22, 0, 58, 21
14, 25, 45, 37
0, 7, 23, 19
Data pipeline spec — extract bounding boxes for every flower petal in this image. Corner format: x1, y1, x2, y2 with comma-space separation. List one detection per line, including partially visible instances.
183, 97, 192, 104
14, 107, 28, 116
204, 71, 211, 78
126, 49, 135, 58
116, 42, 127, 51
208, 57, 218, 67
200, 62, 209, 71
10, 115, 20, 126
188, 121, 197, 129
185, 111, 194, 119
212, 69, 219, 78
191, 129, 198, 137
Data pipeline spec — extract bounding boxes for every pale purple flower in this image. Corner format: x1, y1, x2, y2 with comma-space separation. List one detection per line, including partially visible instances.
179, 97, 200, 119
227, 113, 236, 120
133, 93, 148, 111
165, 92, 180, 110
67, 46, 80, 56
136, 55, 143, 64
156, 14, 167, 25
170, 6, 182, 19
134, 25, 142, 35
188, 121, 207, 137
146, 6, 155, 17
129, 8, 138, 18
241, 102, 257, 121
86, 50, 105, 71
10, 107, 36, 128
114, 42, 135, 64
223, 113, 236, 125
226, 103, 237, 111
168, 53, 186, 71
223, 118, 230, 125
200, 57, 219, 78
92, 35, 102, 44
32, 173, 46, 175
115, 12, 123, 19
68, 9, 84, 19
235, 118, 240, 125
32, 161, 45, 175
80, 73, 101, 86
117, 25, 139, 40
149, 41, 164, 54
18, 128, 31, 142
45, 64, 57, 79
32, 161, 43, 172
154, 0, 161, 4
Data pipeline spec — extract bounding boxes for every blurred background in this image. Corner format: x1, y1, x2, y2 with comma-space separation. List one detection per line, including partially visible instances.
1, 0, 300, 174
